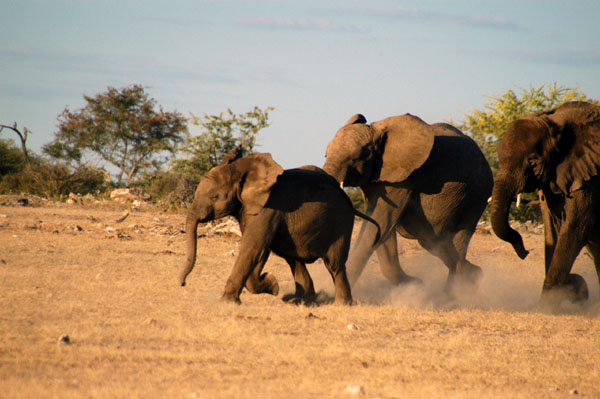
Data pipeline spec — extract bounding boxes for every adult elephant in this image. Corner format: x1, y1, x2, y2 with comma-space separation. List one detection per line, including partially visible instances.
323, 113, 493, 292
490, 101, 600, 306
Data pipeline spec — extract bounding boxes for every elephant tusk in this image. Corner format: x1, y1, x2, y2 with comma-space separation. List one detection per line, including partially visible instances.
487, 196, 492, 203
515, 193, 522, 208
340, 182, 344, 189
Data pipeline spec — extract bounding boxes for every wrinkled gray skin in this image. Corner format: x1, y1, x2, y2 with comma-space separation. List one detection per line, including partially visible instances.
180, 153, 373, 305
323, 113, 493, 293
490, 101, 600, 308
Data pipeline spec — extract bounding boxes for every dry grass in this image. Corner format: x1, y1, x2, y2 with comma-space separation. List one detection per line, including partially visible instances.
1, 204, 599, 398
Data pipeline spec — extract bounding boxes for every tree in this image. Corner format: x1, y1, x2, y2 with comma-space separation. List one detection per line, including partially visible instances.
0, 139, 26, 176
173, 106, 274, 179
457, 83, 598, 173
43, 85, 187, 185
0, 122, 31, 165
457, 83, 599, 222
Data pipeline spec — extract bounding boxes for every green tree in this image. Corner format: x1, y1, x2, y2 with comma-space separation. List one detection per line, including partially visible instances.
43, 85, 187, 185
457, 83, 598, 173
0, 139, 26, 176
173, 106, 274, 179
457, 83, 598, 222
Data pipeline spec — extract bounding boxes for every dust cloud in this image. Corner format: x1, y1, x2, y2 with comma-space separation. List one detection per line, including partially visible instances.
305, 249, 600, 315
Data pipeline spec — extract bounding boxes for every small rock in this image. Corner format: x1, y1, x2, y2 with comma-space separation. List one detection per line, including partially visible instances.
58, 334, 71, 345
345, 384, 365, 396
346, 323, 359, 331
569, 388, 579, 395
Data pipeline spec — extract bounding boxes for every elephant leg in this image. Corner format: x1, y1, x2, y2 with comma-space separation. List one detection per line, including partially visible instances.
452, 228, 482, 286
323, 258, 353, 305
282, 258, 316, 304
540, 191, 558, 274
244, 249, 279, 296
222, 222, 275, 303
585, 241, 600, 294
376, 233, 421, 285
542, 194, 594, 305
322, 236, 353, 305
419, 237, 459, 293
346, 184, 408, 286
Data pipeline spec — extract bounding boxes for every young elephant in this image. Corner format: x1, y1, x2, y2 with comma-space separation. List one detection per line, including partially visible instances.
179, 153, 377, 305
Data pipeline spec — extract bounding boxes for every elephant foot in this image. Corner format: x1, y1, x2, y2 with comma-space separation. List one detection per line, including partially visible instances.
445, 264, 482, 298
220, 293, 242, 304
458, 263, 483, 286
260, 273, 280, 296
282, 292, 318, 306
333, 295, 354, 306
539, 274, 589, 312
245, 272, 280, 296
392, 274, 423, 286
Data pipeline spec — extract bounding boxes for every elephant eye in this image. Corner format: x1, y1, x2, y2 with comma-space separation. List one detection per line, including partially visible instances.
209, 193, 219, 201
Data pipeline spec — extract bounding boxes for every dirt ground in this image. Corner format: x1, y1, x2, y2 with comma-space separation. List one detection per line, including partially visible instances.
1, 202, 599, 399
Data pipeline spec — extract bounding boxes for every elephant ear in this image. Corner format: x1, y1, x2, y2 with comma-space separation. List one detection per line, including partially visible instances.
554, 117, 600, 194
236, 153, 284, 215
343, 114, 367, 127
371, 114, 435, 183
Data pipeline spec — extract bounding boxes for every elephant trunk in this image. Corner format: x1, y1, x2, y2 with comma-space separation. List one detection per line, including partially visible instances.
323, 158, 345, 183
490, 174, 529, 259
179, 214, 200, 286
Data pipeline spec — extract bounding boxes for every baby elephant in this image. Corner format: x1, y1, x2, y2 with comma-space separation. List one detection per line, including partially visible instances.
179, 153, 378, 305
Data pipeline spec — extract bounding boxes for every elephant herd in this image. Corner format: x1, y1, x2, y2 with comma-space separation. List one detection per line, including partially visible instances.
179, 101, 600, 311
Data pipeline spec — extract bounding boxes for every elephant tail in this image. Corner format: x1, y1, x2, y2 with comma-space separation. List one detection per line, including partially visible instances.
179, 214, 200, 287
353, 209, 381, 246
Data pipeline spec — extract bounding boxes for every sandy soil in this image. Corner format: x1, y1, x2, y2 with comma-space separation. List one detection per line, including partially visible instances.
1, 203, 599, 398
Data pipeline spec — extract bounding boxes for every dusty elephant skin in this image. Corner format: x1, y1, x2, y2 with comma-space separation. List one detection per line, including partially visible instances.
323, 113, 493, 293
490, 101, 600, 308
180, 153, 375, 305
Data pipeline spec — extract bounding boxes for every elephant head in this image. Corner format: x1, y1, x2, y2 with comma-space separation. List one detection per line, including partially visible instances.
179, 153, 283, 286
323, 113, 435, 187
490, 101, 600, 259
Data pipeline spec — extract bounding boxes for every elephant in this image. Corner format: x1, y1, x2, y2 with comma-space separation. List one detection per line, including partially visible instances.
179, 152, 380, 305
490, 101, 600, 306
323, 113, 493, 293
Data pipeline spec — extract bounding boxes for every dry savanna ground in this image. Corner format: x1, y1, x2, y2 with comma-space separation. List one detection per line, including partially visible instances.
1, 200, 600, 399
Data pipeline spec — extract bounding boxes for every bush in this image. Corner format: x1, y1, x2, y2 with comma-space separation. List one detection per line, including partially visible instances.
137, 172, 198, 210
345, 187, 365, 212
0, 139, 26, 176
0, 162, 109, 199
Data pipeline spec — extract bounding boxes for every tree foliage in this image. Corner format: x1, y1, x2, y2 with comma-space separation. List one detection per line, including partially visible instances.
43, 85, 187, 185
173, 106, 274, 179
458, 83, 598, 173
0, 123, 31, 165
0, 139, 26, 177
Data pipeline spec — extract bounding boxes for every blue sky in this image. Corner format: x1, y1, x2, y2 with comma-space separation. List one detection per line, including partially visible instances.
2, 0, 599, 169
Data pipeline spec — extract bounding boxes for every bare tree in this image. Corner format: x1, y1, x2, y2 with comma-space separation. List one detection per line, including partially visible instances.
0, 122, 30, 165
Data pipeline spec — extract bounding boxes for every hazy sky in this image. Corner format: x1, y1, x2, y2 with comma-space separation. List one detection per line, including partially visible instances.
2, 0, 599, 169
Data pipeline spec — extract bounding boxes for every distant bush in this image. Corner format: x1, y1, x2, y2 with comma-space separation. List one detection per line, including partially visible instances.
345, 187, 365, 212
0, 139, 26, 177
0, 161, 109, 199
136, 172, 198, 210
